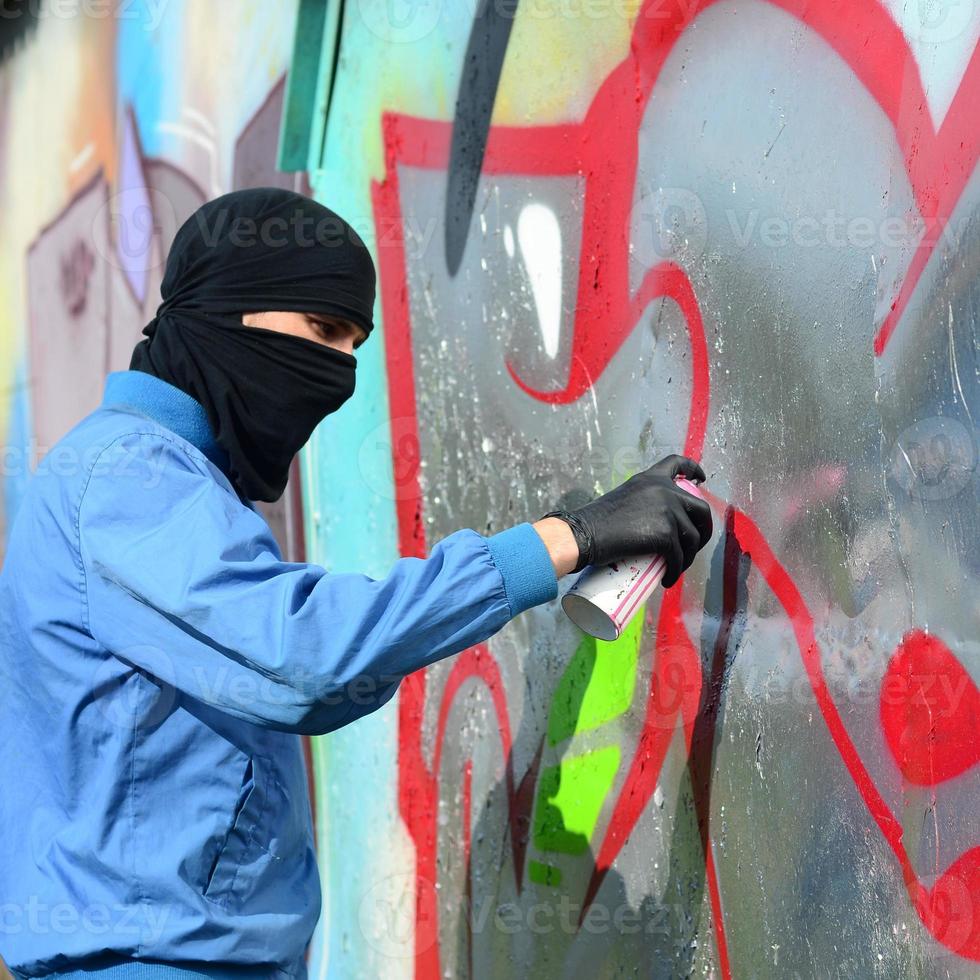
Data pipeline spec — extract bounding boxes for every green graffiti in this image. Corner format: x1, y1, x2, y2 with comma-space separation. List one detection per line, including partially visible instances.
532, 745, 622, 855
529, 584, 647, 887
528, 860, 563, 886
547, 608, 644, 746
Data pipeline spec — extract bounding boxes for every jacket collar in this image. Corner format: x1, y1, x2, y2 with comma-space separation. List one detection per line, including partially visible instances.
102, 370, 232, 476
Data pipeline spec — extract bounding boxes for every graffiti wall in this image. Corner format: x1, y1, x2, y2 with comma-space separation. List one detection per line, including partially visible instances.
316, 1, 979, 977
0, 1, 977, 979
0, 0, 311, 558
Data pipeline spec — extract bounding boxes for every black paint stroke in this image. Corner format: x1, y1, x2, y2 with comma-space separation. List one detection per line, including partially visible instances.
319, 0, 347, 155
658, 506, 749, 972
444, 0, 520, 277
0, 0, 40, 63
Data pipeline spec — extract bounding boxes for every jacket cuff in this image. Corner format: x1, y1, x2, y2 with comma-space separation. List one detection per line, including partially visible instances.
485, 522, 558, 617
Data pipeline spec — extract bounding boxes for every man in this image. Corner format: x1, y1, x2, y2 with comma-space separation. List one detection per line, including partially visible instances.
0, 188, 711, 978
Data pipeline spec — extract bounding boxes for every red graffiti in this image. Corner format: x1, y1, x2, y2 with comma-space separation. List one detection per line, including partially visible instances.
881, 630, 980, 787
879, 634, 980, 961
371, 0, 979, 974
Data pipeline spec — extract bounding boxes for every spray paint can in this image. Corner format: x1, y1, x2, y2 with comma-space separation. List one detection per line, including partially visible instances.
559, 477, 706, 641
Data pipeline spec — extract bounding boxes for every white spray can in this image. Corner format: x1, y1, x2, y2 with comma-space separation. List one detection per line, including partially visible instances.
559, 476, 706, 641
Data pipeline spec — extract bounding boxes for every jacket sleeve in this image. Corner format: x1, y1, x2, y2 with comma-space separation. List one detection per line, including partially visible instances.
77, 432, 558, 735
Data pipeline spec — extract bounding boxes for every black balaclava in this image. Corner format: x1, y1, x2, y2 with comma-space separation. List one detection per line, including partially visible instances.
129, 187, 376, 503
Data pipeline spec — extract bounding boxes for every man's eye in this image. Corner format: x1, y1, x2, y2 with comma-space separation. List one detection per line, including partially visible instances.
310, 316, 361, 349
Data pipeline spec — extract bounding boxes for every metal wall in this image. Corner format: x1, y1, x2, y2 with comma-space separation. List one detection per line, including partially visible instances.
314, 2, 979, 977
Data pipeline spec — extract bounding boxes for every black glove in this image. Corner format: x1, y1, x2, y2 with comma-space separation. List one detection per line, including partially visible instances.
541, 454, 713, 586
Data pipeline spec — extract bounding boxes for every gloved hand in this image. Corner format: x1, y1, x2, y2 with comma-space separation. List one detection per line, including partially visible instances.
541, 454, 713, 586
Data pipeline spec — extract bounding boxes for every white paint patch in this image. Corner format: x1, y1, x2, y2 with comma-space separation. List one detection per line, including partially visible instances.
68, 142, 95, 174
182, 106, 216, 136
517, 203, 563, 359
503, 222, 515, 258
879, 0, 980, 126
156, 121, 223, 197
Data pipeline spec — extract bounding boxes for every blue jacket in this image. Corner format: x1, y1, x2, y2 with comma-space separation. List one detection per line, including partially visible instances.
0, 370, 558, 979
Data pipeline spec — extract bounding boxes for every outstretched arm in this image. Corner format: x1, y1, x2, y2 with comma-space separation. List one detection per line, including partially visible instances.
79, 432, 560, 735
